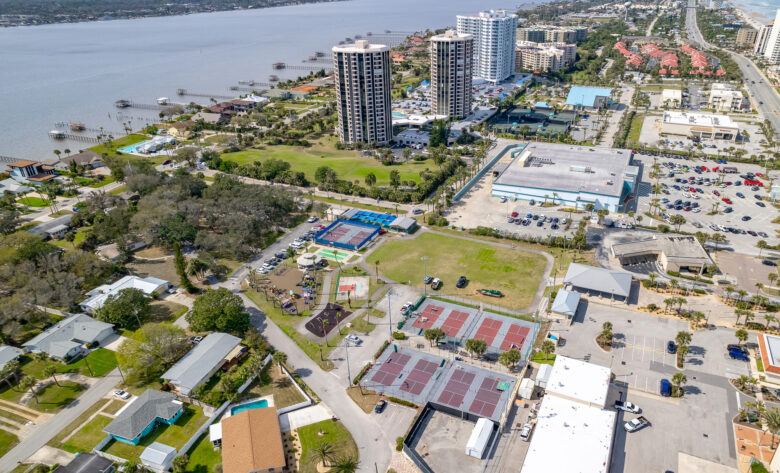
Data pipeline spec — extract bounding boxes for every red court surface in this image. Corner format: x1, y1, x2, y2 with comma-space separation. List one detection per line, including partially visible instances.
473, 318, 502, 346
500, 324, 530, 351
468, 378, 502, 418
436, 368, 475, 407
400, 359, 440, 395
370, 353, 411, 386
412, 304, 445, 330
440, 310, 470, 337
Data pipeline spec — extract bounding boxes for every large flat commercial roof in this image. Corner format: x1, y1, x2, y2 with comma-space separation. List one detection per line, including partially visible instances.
520, 394, 616, 473
662, 111, 738, 129
493, 143, 635, 198
546, 355, 611, 408
759, 333, 780, 376
611, 234, 712, 266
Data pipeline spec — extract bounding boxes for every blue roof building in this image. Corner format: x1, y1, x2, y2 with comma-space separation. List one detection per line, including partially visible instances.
565, 86, 613, 109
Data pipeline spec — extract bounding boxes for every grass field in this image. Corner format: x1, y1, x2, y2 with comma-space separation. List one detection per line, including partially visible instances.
17, 197, 48, 208
28, 381, 85, 413
310, 195, 399, 214
89, 134, 147, 157
48, 399, 112, 448
103, 406, 205, 461
0, 429, 18, 458
61, 415, 112, 453
185, 433, 222, 473
242, 364, 305, 408
222, 138, 434, 186
20, 349, 117, 379
297, 419, 358, 473
626, 113, 645, 146
367, 232, 547, 309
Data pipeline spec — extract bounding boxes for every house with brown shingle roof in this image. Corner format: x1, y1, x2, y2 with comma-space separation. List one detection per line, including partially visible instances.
221, 408, 286, 473
8, 160, 56, 185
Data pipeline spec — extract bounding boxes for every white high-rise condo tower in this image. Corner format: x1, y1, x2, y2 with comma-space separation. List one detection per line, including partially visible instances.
332, 40, 392, 145
456, 9, 518, 83
763, 9, 780, 63
430, 30, 474, 119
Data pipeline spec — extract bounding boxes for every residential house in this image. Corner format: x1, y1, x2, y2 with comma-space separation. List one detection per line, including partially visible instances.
103, 390, 183, 445
56, 150, 104, 170
8, 160, 57, 185
0, 346, 23, 380
95, 241, 147, 263
22, 314, 114, 362
140, 442, 177, 473
0, 178, 32, 195
161, 332, 243, 396
28, 214, 73, 240
80, 275, 170, 313
165, 121, 194, 140
192, 111, 223, 125
222, 408, 286, 473
54, 453, 115, 473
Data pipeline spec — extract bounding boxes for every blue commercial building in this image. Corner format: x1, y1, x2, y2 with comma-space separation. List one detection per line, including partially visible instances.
565, 86, 613, 109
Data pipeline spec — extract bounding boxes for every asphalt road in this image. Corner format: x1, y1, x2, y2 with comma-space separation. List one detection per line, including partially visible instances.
220, 223, 393, 473
685, 1, 780, 140
0, 370, 122, 471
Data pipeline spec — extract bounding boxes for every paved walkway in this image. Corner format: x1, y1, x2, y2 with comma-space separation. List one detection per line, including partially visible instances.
279, 404, 334, 432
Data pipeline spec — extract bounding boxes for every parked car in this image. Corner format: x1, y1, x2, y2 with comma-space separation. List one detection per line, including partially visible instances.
412, 208, 424, 215
423, 275, 433, 284
346, 334, 363, 346
666, 340, 676, 354
456, 276, 468, 288
728, 345, 750, 362
660, 379, 672, 397
520, 423, 533, 441
306, 216, 318, 223
624, 416, 651, 432
763, 259, 778, 267
374, 400, 388, 414
614, 400, 641, 414
114, 390, 131, 400
431, 278, 443, 290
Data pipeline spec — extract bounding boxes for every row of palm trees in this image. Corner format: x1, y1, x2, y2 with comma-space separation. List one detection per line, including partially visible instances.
738, 400, 780, 448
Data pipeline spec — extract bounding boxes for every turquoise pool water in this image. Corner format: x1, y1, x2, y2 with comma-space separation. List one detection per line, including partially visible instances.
118, 142, 146, 153
392, 111, 407, 119
230, 398, 269, 415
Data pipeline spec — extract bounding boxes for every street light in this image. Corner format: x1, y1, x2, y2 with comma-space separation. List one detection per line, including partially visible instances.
421, 256, 429, 295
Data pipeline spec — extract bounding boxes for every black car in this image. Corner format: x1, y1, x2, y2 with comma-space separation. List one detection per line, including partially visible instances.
275, 251, 286, 259
666, 341, 677, 354
536, 220, 543, 227
742, 216, 752, 221
423, 275, 433, 284
763, 259, 778, 267
759, 232, 769, 238
374, 400, 388, 413
757, 201, 766, 208
456, 276, 468, 288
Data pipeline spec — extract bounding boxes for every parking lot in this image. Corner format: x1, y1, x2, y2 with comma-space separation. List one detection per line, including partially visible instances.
448, 171, 583, 238
552, 303, 753, 472
632, 153, 779, 255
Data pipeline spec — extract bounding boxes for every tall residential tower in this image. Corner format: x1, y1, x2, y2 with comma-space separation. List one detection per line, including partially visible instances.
332, 40, 392, 144
430, 30, 474, 119
456, 10, 518, 83
763, 10, 780, 63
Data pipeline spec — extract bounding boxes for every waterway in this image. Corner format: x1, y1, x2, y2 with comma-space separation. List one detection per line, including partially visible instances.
0, 0, 521, 159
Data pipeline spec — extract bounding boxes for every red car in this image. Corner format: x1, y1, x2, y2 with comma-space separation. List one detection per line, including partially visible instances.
722, 197, 732, 205
713, 190, 720, 196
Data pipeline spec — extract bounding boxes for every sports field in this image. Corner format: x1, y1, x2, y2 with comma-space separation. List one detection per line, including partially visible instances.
221, 137, 433, 186
367, 232, 547, 309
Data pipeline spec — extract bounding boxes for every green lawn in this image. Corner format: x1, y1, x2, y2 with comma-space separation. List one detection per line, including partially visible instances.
367, 232, 547, 309
108, 185, 127, 196
103, 406, 205, 461
20, 349, 117, 379
51, 226, 92, 251
242, 364, 306, 409
245, 291, 339, 371
89, 176, 116, 188
298, 420, 358, 473
626, 113, 645, 146
310, 195, 399, 214
61, 415, 112, 453
0, 429, 18, 458
28, 381, 85, 413
89, 134, 147, 157
222, 138, 434, 186
48, 399, 112, 447
530, 352, 556, 365
17, 197, 48, 208
185, 432, 222, 473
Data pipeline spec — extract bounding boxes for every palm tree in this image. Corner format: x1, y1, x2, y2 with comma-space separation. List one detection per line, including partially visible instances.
311, 442, 336, 468
769, 273, 778, 287
540, 340, 556, 361
0, 360, 19, 391
767, 314, 777, 331
735, 328, 749, 345
764, 407, 780, 448
20, 376, 38, 404
648, 272, 657, 288
43, 365, 61, 387
329, 456, 360, 473
669, 279, 679, 294
671, 371, 687, 397
272, 351, 288, 370
499, 349, 521, 370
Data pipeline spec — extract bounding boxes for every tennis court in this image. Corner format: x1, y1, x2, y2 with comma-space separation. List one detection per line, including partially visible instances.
468, 313, 535, 356
411, 303, 445, 330
314, 220, 380, 251
361, 347, 447, 406
315, 247, 352, 262
430, 362, 517, 422
406, 299, 479, 341
342, 209, 397, 227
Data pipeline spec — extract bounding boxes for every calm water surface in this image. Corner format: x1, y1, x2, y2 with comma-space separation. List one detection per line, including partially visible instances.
0, 0, 522, 158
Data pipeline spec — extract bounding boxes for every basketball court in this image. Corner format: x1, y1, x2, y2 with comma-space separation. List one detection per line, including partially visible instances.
336, 276, 369, 301
303, 303, 352, 337
315, 247, 352, 263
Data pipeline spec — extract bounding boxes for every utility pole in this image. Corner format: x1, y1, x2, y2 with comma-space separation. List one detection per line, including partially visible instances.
421, 256, 428, 295
344, 339, 352, 385
387, 288, 394, 337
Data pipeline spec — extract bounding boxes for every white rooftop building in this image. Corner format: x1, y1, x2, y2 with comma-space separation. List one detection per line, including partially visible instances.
660, 111, 739, 141
708, 83, 746, 112
80, 275, 170, 313
520, 356, 616, 473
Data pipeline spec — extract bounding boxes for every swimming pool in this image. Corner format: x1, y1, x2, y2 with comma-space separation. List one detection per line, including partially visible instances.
392, 111, 408, 119
230, 398, 269, 415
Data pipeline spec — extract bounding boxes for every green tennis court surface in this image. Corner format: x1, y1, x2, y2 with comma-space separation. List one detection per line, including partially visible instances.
316, 248, 351, 262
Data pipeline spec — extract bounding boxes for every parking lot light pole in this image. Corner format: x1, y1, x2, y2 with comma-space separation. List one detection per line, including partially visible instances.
421, 256, 428, 295
387, 288, 394, 337
344, 339, 352, 385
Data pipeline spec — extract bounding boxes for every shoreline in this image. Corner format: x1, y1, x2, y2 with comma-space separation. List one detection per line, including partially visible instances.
0, 0, 347, 29
728, 0, 772, 29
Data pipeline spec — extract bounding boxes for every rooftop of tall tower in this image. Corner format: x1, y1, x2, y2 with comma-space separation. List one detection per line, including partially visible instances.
332, 40, 389, 53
